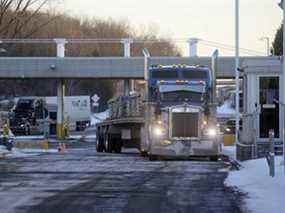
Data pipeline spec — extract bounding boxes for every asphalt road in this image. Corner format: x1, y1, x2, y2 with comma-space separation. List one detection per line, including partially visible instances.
0, 145, 246, 213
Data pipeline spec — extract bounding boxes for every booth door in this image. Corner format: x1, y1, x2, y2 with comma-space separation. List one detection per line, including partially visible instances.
259, 76, 280, 138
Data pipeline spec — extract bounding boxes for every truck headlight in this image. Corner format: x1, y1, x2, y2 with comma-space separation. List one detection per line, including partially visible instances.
206, 128, 217, 137
153, 126, 165, 137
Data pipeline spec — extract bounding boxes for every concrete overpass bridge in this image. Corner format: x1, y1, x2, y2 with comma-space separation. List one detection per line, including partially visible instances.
0, 38, 271, 139
0, 56, 268, 79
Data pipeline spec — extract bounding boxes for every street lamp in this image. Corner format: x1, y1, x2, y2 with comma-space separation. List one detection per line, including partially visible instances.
235, 0, 240, 146
278, 0, 285, 174
260, 37, 270, 56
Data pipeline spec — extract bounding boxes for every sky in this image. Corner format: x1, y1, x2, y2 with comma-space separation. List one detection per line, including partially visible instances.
56, 0, 282, 56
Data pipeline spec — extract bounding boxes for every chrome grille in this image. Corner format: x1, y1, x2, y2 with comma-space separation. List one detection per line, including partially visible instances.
171, 112, 199, 138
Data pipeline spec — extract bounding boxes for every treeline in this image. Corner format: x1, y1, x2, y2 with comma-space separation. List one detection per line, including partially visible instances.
0, 0, 181, 110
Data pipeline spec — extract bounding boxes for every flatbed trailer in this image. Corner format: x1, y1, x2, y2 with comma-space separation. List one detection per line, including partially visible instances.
96, 116, 145, 153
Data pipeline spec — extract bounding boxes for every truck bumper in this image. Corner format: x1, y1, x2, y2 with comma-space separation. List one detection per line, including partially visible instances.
150, 139, 221, 158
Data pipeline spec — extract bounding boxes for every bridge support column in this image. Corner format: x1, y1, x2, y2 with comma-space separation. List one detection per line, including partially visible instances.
57, 80, 65, 139
124, 79, 130, 96
188, 38, 199, 57
122, 38, 134, 95
54, 38, 67, 139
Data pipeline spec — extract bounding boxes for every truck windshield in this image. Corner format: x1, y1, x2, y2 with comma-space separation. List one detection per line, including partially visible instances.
160, 91, 203, 103
151, 71, 178, 78
182, 70, 208, 79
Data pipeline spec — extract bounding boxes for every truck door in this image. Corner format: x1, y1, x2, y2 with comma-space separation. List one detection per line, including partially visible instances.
259, 76, 280, 138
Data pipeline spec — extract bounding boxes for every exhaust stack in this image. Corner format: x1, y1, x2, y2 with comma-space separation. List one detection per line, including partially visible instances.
211, 50, 219, 105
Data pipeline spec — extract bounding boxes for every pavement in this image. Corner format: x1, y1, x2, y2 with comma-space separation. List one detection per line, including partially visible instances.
0, 143, 247, 213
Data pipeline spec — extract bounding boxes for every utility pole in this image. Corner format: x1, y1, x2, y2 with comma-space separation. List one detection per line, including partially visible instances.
281, 0, 285, 174
278, 0, 285, 175
235, 0, 240, 145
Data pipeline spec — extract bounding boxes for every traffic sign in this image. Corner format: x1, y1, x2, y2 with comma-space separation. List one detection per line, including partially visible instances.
92, 94, 100, 107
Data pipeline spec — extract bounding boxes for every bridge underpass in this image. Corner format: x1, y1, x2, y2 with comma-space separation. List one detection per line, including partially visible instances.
0, 56, 268, 79
0, 38, 272, 139
0, 55, 271, 139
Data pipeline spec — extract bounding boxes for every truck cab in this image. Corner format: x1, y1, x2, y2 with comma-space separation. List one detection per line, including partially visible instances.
141, 65, 221, 160
95, 63, 221, 160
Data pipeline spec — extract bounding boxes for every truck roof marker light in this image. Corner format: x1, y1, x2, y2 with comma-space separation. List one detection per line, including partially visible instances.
176, 80, 187, 84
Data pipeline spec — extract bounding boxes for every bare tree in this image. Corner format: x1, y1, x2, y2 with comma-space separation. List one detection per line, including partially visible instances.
0, 0, 57, 38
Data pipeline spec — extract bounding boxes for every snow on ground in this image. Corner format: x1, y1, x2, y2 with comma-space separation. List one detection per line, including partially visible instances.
222, 145, 236, 159
15, 135, 45, 140
217, 101, 236, 118
226, 155, 285, 213
0, 145, 58, 159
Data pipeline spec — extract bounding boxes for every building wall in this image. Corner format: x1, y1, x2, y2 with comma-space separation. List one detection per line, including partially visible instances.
238, 58, 283, 160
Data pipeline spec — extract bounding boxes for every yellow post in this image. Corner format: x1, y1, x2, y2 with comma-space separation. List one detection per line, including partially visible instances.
43, 140, 49, 151
56, 79, 65, 140
3, 123, 9, 142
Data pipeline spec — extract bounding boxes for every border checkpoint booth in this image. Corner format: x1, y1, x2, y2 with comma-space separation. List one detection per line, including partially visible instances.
238, 57, 284, 160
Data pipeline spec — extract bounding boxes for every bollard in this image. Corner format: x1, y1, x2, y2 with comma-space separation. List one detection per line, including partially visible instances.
269, 129, 275, 177
43, 140, 49, 152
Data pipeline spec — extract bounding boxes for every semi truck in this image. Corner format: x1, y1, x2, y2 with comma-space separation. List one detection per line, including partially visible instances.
96, 50, 221, 160
9, 96, 91, 135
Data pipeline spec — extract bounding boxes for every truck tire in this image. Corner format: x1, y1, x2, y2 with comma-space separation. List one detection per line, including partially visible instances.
96, 136, 104, 153
104, 134, 112, 153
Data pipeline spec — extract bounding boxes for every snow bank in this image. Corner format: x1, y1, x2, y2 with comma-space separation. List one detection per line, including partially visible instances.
90, 110, 109, 126
1, 146, 58, 159
217, 101, 236, 118
15, 135, 45, 140
222, 145, 236, 159
226, 156, 285, 213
